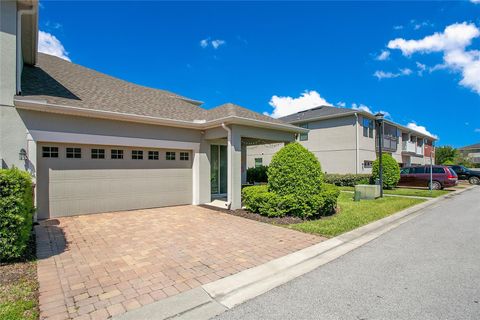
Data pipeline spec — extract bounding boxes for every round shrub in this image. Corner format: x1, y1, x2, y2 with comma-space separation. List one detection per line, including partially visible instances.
246, 165, 268, 184
372, 153, 400, 189
267, 142, 323, 197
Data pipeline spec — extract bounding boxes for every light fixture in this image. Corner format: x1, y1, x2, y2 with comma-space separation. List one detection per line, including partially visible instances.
19, 148, 28, 160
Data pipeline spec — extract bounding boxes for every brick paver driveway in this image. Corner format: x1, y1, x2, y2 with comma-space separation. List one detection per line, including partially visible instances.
36, 205, 322, 320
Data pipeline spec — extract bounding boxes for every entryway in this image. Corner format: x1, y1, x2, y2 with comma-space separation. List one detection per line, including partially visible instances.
210, 145, 227, 199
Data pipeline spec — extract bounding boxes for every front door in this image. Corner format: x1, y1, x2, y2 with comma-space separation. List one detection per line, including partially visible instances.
211, 145, 228, 195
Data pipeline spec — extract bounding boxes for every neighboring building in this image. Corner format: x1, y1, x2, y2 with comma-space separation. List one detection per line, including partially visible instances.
248, 106, 437, 174
458, 143, 480, 165
0, 0, 305, 219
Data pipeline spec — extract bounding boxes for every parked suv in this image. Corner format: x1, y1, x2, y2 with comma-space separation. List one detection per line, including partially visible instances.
399, 165, 458, 190
447, 165, 480, 185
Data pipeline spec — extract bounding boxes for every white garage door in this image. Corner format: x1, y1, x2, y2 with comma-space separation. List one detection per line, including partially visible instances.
36, 143, 193, 219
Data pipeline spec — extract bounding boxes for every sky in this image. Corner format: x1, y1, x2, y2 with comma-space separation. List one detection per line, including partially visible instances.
38, 1, 480, 147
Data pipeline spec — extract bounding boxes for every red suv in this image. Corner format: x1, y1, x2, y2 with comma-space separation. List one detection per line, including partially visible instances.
399, 165, 458, 190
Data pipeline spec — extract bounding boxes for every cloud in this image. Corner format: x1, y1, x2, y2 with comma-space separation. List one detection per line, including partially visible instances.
351, 103, 391, 118
471, 0, 480, 4
406, 122, 438, 138
200, 38, 226, 49
387, 22, 480, 94
373, 68, 412, 79
267, 90, 332, 118
336, 101, 346, 107
376, 50, 390, 61
393, 25, 404, 30
45, 21, 62, 30
38, 30, 70, 61
416, 62, 427, 76
411, 20, 434, 30
474, 128, 480, 133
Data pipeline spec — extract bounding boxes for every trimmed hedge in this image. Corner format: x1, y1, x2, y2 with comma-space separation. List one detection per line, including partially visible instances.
324, 174, 372, 187
268, 142, 323, 197
0, 168, 34, 261
372, 153, 401, 189
246, 165, 268, 184
242, 183, 339, 218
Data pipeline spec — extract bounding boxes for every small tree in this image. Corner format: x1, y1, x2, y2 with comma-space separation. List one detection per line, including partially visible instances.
267, 142, 323, 197
372, 153, 400, 189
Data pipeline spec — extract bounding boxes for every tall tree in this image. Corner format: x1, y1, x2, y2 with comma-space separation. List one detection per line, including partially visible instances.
435, 146, 457, 165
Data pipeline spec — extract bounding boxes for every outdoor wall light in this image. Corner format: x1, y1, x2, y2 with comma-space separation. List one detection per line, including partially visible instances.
19, 148, 28, 160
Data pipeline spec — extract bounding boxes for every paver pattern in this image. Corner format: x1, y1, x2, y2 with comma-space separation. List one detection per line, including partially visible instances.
36, 205, 322, 319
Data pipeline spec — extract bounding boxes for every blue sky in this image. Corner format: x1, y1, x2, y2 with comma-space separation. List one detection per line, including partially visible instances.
38, 1, 480, 147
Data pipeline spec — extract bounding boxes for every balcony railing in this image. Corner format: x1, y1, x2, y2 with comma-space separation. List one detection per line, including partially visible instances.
402, 141, 417, 153
377, 136, 398, 152
416, 146, 423, 155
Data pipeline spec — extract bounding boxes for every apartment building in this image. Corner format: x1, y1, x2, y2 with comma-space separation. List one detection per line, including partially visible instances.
459, 143, 480, 165
247, 106, 436, 174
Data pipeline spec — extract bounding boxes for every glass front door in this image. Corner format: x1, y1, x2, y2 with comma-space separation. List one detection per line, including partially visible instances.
211, 145, 228, 195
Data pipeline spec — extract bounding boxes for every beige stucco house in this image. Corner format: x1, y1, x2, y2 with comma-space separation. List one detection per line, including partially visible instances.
0, 0, 306, 219
248, 106, 436, 174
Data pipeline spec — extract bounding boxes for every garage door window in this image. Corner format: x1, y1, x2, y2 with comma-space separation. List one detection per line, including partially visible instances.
42, 146, 59, 158
132, 150, 143, 160
180, 152, 189, 161
66, 148, 81, 159
148, 151, 159, 160
91, 149, 105, 159
111, 149, 123, 159
166, 152, 176, 160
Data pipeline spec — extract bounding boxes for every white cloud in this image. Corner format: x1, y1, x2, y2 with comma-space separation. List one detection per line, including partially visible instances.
38, 30, 70, 61
412, 20, 434, 30
393, 25, 404, 30
336, 101, 346, 107
267, 90, 332, 118
376, 50, 390, 61
474, 128, 480, 133
211, 39, 226, 49
471, 0, 480, 4
406, 122, 438, 138
373, 68, 412, 79
200, 38, 226, 49
351, 103, 390, 118
416, 62, 427, 76
387, 22, 480, 94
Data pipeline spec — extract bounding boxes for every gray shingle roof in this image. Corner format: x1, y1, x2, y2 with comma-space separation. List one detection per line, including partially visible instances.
17, 53, 291, 130
279, 105, 355, 123
459, 143, 480, 150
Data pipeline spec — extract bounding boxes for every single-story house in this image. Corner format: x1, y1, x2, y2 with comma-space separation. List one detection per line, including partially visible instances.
0, 0, 306, 219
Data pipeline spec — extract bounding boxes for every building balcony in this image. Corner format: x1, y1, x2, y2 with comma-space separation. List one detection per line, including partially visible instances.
402, 141, 423, 156
376, 136, 398, 152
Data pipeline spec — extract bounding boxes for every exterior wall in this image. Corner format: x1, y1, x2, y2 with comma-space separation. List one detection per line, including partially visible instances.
247, 143, 283, 168
0, 0, 17, 107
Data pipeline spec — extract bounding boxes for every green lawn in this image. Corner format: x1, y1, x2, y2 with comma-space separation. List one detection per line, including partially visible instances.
337, 186, 450, 198
289, 193, 425, 237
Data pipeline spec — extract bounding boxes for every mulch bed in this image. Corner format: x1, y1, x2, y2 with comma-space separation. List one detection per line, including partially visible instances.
201, 205, 306, 225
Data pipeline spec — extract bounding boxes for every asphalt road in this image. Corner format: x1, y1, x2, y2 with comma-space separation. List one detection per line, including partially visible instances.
216, 187, 480, 320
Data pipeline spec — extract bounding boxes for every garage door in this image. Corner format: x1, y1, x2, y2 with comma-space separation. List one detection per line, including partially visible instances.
36, 143, 193, 219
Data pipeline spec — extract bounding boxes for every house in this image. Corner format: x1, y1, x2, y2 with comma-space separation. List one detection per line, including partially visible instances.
458, 143, 480, 165
248, 106, 436, 174
0, 0, 306, 219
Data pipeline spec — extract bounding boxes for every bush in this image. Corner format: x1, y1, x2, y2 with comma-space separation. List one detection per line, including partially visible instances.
324, 174, 372, 187
317, 183, 341, 215
0, 168, 34, 261
246, 165, 268, 184
372, 153, 400, 189
267, 142, 323, 197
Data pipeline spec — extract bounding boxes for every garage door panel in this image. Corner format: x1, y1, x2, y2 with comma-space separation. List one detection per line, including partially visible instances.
37, 144, 193, 218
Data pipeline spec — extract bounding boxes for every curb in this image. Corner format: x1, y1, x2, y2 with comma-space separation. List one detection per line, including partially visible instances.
114, 185, 477, 320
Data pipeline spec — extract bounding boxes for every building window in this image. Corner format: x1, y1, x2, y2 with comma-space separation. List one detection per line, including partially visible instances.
299, 123, 309, 141
166, 151, 176, 160
363, 118, 374, 138
111, 149, 123, 159
91, 149, 105, 159
42, 146, 59, 158
66, 147, 81, 159
132, 150, 143, 160
148, 150, 159, 160
363, 160, 373, 169
180, 152, 189, 161
255, 158, 263, 168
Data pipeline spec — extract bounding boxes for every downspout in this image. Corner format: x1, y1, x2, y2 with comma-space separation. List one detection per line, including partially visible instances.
221, 123, 232, 209
354, 113, 359, 174
16, 8, 36, 94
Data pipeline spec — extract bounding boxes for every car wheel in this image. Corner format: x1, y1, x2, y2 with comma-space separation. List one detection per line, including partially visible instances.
469, 176, 480, 185
429, 181, 442, 190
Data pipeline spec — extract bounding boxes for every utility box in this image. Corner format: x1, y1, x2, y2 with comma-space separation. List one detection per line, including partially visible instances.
354, 184, 381, 201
